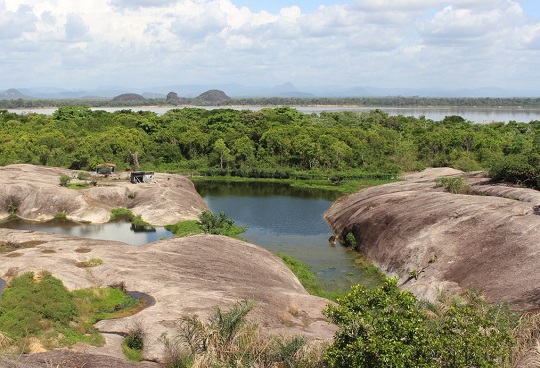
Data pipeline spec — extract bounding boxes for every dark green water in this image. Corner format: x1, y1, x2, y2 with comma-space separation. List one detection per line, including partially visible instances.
196, 181, 382, 292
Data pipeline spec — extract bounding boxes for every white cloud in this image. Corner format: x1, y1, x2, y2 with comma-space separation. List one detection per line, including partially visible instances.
0, 0, 539, 91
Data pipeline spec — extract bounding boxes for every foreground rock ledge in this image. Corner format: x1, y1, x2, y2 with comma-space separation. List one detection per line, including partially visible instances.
324, 168, 540, 310
0, 164, 208, 225
0, 230, 336, 362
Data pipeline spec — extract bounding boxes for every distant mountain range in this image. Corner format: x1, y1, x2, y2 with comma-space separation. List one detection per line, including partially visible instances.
1, 83, 538, 99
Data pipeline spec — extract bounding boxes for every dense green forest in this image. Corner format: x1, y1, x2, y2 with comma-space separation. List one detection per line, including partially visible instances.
0, 106, 539, 188
2, 96, 540, 109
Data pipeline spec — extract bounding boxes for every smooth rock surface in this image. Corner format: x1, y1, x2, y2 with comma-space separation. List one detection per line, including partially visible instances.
0, 164, 207, 225
324, 168, 540, 310
0, 230, 336, 362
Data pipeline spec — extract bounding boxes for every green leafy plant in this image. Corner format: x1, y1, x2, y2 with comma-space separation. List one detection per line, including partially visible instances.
324, 277, 516, 368
343, 232, 357, 247
109, 207, 134, 222
59, 174, 72, 187
160, 300, 325, 367
197, 210, 246, 238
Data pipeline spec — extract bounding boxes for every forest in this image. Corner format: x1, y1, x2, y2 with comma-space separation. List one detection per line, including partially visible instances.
0, 106, 539, 189
2, 96, 540, 109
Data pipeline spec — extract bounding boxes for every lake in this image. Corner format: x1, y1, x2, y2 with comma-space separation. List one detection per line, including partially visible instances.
196, 181, 382, 292
0, 220, 173, 246
8, 105, 540, 124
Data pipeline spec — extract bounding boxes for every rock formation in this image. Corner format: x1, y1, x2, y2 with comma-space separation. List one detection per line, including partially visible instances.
0, 230, 336, 361
324, 168, 540, 310
112, 93, 146, 102
0, 164, 207, 226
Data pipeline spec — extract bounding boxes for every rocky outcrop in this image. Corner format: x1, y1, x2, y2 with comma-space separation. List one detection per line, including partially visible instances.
112, 93, 146, 102
324, 168, 540, 310
0, 230, 336, 361
0, 164, 207, 225
194, 89, 231, 104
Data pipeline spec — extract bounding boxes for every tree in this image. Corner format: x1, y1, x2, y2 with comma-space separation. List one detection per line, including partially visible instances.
213, 138, 230, 169
59, 174, 71, 187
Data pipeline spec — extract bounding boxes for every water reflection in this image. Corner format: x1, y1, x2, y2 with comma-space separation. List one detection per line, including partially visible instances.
0, 220, 172, 246
196, 181, 381, 292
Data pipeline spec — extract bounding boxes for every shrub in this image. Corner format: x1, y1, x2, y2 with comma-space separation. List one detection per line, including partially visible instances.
110, 208, 134, 222
324, 277, 516, 368
159, 300, 324, 367
124, 318, 146, 356
59, 174, 71, 187
86, 258, 103, 267
343, 232, 357, 247
53, 211, 67, 221
197, 210, 246, 238
434, 176, 472, 194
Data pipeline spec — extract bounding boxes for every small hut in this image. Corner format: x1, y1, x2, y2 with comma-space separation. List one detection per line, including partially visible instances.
130, 171, 155, 184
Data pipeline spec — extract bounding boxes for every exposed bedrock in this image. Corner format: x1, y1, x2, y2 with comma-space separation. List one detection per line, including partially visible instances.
0, 230, 335, 362
324, 168, 540, 310
0, 164, 208, 225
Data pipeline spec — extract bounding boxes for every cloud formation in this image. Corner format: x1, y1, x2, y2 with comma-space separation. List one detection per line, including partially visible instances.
1, 0, 539, 92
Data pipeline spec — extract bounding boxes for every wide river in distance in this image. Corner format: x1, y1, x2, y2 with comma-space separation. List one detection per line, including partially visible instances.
8, 106, 540, 124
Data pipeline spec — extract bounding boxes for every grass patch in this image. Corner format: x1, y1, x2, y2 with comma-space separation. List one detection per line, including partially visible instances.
123, 342, 143, 361
278, 254, 344, 301
165, 220, 203, 237
0, 272, 142, 353
67, 183, 89, 190
166, 211, 246, 239
74, 247, 92, 253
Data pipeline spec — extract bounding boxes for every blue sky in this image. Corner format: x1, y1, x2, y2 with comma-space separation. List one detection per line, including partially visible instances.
1, 0, 539, 94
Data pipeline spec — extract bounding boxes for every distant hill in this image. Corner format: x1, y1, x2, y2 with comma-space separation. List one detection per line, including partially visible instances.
194, 89, 231, 104
0, 88, 28, 100
111, 93, 146, 102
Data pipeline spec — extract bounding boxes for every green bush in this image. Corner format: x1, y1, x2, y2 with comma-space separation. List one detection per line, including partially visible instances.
324, 278, 515, 368
54, 211, 67, 220
343, 232, 357, 247
59, 174, 71, 187
109, 208, 134, 222
489, 154, 539, 188
197, 210, 246, 238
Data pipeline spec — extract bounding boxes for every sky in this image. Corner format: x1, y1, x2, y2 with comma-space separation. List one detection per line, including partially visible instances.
1, 0, 540, 93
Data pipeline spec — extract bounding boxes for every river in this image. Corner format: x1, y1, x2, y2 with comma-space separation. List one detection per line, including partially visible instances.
8, 105, 540, 124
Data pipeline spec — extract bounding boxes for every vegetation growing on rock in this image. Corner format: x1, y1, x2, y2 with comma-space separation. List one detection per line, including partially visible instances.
0, 272, 138, 353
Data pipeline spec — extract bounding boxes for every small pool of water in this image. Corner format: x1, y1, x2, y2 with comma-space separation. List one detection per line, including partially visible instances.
196, 181, 383, 292
0, 220, 173, 246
